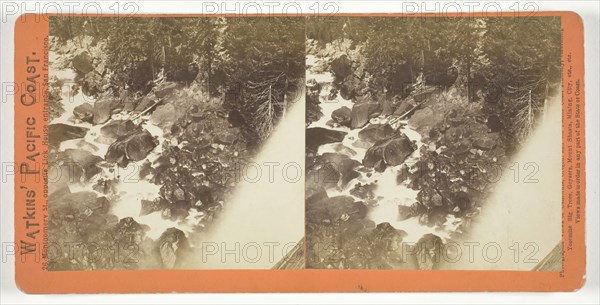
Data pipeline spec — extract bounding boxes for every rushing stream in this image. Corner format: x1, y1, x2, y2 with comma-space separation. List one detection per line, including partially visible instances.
51, 67, 200, 240
306, 55, 460, 245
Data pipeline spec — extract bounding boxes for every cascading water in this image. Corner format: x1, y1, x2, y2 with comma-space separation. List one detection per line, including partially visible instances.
50, 67, 197, 240
187, 85, 306, 269
441, 93, 562, 270
306, 54, 457, 246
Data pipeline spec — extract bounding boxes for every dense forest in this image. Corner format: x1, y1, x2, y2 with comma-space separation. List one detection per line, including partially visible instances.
307, 16, 562, 145
304, 16, 562, 269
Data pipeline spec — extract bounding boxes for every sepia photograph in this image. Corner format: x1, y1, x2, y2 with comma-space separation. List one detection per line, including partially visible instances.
45, 14, 563, 272
46, 16, 306, 270
304, 16, 563, 270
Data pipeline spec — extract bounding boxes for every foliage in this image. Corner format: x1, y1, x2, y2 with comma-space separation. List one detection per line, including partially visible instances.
222, 17, 305, 145
480, 17, 562, 143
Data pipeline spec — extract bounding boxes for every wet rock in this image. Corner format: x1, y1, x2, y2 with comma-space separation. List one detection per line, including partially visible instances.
73, 102, 94, 123
92, 99, 115, 125
339, 75, 363, 100
150, 103, 177, 133
105, 129, 158, 167
155, 228, 190, 269
396, 164, 410, 184
309, 153, 361, 189
330, 54, 353, 80
350, 182, 377, 201
380, 98, 397, 116
155, 82, 179, 98
134, 96, 158, 113
363, 133, 416, 171
408, 107, 445, 138
358, 124, 396, 144
71, 52, 94, 75
352, 139, 373, 150
140, 198, 164, 216
393, 99, 417, 117
48, 124, 89, 147
306, 128, 347, 153
331, 106, 352, 127
351, 100, 381, 129
99, 120, 136, 144
397, 205, 415, 221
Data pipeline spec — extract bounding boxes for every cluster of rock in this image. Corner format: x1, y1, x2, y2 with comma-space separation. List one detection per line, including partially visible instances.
48, 49, 248, 270
305, 39, 508, 270
405, 104, 507, 228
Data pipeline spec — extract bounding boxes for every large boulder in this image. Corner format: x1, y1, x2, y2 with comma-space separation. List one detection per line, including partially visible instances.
330, 55, 353, 80
48, 124, 88, 147
393, 99, 418, 117
105, 129, 158, 167
351, 100, 381, 129
73, 102, 94, 123
358, 124, 396, 144
71, 52, 94, 75
408, 107, 444, 137
306, 128, 347, 153
363, 133, 417, 171
150, 103, 178, 133
92, 99, 115, 125
331, 106, 352, 127
134, 96, 158, 113
98, 120, 137, 144
339, 74, 365, 100
308, 153, 360, 189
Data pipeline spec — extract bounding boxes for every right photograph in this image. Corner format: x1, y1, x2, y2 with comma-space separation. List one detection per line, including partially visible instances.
304, 16, 563, 271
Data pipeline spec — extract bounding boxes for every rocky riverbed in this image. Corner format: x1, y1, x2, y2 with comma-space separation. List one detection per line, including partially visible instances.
47, 39, 253, 270
304, 39, 509, 270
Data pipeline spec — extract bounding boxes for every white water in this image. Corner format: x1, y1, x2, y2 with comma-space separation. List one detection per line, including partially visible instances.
50, 67, 197, 240
191, 87, 306, 269
441, 94, 563, 270
306, 55, 455, 245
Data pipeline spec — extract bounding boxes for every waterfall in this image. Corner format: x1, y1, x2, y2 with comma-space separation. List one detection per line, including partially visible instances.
188, 90, 306, 269
441, 93, 562, 270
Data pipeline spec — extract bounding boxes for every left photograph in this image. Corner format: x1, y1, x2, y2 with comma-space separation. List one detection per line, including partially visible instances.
47, 16, 306, 270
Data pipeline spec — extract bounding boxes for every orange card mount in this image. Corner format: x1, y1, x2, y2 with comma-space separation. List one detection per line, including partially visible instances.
14, 11, 585, 293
